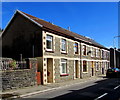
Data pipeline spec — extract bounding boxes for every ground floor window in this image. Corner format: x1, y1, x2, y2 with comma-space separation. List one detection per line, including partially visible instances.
83, 61, 87, 72
96, 62, 99, 71
107, 62, 110, 69
61, 59, 67, 74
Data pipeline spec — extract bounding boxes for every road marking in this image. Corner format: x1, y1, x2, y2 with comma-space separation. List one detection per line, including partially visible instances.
94, 93, 108, 100
114, 85, 120, 90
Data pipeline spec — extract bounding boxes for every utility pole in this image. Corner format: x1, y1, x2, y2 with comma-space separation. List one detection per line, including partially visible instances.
113, 36, 120, 68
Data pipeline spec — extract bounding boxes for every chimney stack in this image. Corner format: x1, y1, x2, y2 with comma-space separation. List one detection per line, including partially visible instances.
68, 26, 70, 31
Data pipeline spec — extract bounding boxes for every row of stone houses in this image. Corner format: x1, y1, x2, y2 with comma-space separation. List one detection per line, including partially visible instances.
2, 10, 110, 84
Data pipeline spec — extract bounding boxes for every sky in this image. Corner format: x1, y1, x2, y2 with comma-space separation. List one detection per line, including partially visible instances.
2, 2, 119, 48
1, 0, 120, 2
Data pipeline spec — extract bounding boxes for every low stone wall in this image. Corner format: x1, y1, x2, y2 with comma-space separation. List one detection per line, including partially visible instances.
2, 58, 37, 91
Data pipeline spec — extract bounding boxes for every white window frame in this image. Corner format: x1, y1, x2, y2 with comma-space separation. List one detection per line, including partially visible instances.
61, 39, 66, 53
93, 48, 95, 57
100, 50, 102, 58
82, 45, 87, 56
91, 47, 94, 57
96, 49, 99, 58
83, 60, 88, 73
74, 42, 78, 54
46, 35, 53, 51
96, 62, 99, 71
60, 59, 67, 75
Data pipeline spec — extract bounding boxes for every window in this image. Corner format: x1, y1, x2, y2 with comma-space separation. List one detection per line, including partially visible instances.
102, 50, 104, 58
104, 51, 107, 59
61, 59, 67, 74
106, 52, 109, 60
91, 47, 94, 57
83, 45, 86, 55
74, 43, 78, 54
99, 49, 101, 57
61, 39, 66, 52
93, 48, 96, 57
46, 35, 53, 51
100, 50, 102, 58
83, 61, 87, 72
96, 62, 99, 71
107, 62, 110, 69
96, 49, 99, 57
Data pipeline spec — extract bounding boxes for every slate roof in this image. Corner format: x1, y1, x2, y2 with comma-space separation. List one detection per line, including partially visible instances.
5, 10, 109, 50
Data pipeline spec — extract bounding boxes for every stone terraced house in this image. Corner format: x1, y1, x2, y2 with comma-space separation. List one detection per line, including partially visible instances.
2, 10, 110, 84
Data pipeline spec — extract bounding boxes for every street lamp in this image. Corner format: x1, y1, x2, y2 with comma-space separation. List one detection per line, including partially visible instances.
113, 35, 120, 68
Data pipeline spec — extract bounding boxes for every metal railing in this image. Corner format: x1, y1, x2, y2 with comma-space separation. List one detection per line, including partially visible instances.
0, 60, 27, 70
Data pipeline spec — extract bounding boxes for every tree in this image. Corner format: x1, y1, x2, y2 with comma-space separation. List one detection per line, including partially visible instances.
0, 28, 3, 32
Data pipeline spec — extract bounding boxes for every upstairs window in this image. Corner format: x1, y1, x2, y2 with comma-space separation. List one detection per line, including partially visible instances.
93, 48, 96, 57
74, 43, 78, 54
82, 45, 86, 55
61, 39, 66, 52
91, 47, 94, 57
106, 52, 109, 60
104, 51, 107, 59
102, 50, 104, 58
46, 35, 53, 51
96, 49, 99, 57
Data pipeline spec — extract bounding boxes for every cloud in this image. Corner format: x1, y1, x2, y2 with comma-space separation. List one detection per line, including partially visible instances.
106, 46, 113, 49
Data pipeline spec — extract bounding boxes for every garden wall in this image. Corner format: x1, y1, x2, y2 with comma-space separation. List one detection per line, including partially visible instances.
1, 58, 38, 91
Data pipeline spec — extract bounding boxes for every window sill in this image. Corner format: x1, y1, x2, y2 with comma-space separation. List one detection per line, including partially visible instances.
46, 50, 54, 53
91, 56, 96, 58
82, 55, 87, 56
82, 72, 88, 74
75, 52, 79, 55
61, 52, 67, 54
96, 70, 99, 72
60, 73, 69, 76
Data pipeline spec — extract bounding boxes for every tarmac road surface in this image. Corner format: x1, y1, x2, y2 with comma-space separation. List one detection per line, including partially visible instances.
19, 78, 120, 100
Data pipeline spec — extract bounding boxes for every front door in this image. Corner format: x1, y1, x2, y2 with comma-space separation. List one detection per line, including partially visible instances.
47, 58, 53, 83
102, 67, 104, 74
91, 61, 94, 76
75, 60, 79, 78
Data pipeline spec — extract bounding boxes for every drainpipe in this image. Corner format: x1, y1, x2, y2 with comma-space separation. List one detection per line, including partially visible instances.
80, 41, 83, 79
113, 36, 120, 68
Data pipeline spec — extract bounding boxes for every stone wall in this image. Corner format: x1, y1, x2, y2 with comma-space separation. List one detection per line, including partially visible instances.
41, 31, 80, 84
2, 58, 37, 91
54, 59, 74, 83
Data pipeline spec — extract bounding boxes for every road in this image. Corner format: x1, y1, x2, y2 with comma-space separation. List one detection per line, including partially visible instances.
20, 78, 120, 100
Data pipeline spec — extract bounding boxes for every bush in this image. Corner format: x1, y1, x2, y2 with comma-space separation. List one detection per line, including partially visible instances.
9, 60, 17, 69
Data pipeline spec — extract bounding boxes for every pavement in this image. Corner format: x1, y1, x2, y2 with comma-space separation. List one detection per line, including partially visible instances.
1, 75, 107, 99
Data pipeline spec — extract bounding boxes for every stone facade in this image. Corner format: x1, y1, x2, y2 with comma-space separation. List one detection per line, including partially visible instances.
40, 31, 110, 84
80, 43, 110, 79
41, 31, 81, 84
2, 58, 37, 91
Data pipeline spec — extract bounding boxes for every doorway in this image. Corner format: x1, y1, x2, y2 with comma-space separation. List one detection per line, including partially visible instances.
102, 67, 104, 74
91, 61, 94, 76
47, 58, 53, 83
75, 60, 79, 78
